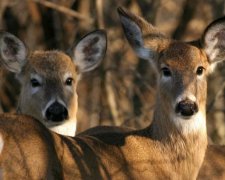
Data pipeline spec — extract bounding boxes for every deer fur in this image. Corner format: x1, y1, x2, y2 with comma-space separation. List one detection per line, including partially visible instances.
0, 30, 107, 136
0, 7, 224, 179
80, 125, 225, 179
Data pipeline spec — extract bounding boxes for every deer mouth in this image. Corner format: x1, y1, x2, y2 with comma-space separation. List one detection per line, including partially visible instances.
45, 120, 68, 128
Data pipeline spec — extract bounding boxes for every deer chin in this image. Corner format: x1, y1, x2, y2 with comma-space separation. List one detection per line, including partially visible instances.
48, 118, 77, 136
171, 112, 206, 135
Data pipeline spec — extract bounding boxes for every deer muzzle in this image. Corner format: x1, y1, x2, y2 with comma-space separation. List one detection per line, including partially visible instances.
175, 100, 198, 118
45, 101, 68, 122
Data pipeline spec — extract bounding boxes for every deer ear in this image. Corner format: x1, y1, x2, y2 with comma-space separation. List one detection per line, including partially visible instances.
0, 32, 28, 73
117, 7, 166, 61
72, 30, 107, 73
201, 17, 225, 64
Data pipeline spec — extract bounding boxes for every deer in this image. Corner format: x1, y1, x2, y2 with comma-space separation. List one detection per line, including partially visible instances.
78, 8, 225, 179
0, 30, 107, 137
0, 7, 224, 179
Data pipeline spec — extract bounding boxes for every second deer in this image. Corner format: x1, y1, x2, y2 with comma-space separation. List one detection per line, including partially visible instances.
0, 30, 107, 136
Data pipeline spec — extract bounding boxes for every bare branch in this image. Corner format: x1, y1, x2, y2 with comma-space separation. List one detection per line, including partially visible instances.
105, 71, 122, 126
33, 0, 93, 24
96, 0, 104, 28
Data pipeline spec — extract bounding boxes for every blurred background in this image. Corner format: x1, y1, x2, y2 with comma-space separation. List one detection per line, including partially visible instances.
0, 0, 225, 144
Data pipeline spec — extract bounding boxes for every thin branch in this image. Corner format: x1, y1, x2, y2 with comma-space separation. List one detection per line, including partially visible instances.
105, 72, 122, 126
33, 0, 93, 23
96, 0, 104, 28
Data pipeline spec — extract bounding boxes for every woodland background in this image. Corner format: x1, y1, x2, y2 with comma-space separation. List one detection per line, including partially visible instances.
0, 0, 225, 144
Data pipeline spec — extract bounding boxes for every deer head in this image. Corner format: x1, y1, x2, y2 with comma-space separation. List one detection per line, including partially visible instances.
118, 7, 225, 136
0, 30, 107, 136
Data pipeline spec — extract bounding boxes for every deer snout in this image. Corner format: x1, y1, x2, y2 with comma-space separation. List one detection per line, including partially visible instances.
45, 101, 68, 122
175, 100, 198, 117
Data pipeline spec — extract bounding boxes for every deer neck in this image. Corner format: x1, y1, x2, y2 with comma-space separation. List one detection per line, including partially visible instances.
145, 95, 208, 179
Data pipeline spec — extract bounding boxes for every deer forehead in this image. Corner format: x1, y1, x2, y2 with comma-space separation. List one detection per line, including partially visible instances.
24, 51, 77, 78
159, 42, 209, 71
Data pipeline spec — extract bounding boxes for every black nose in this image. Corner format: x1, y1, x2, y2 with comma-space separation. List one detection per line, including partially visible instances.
45, 102, 68, 122
175, 100, 198, 117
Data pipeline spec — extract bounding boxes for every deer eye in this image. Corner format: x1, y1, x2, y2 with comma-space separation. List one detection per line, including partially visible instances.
30, 78, 41, 87
161, 67, 171, 77
196, 66, 204, 76
65, 77, 73, 86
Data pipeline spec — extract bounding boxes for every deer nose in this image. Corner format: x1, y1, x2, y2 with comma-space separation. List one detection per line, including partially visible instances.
175, 100, 198, 117
45, 102, 68, 122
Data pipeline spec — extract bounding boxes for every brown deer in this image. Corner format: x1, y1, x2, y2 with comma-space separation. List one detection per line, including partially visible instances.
0, 7, 224, 179
0, 30, 107, 136
79, 8, 225, 179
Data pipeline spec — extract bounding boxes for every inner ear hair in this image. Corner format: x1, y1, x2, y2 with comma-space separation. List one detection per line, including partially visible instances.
0, 32, 28, 73
200, 16, 225, 63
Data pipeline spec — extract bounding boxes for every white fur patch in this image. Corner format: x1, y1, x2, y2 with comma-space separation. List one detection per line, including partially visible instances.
171, 112, 206, 135
50, 119, 77, 136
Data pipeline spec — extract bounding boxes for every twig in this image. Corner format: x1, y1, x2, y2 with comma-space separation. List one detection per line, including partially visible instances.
105, 72, 122, 126
96, 0, 104, 28
33, 0, 93, 23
